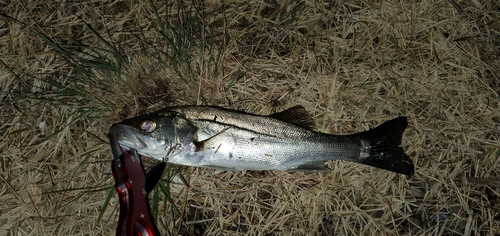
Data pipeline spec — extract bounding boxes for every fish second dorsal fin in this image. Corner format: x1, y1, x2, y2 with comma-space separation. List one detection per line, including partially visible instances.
269, 105, 316, 130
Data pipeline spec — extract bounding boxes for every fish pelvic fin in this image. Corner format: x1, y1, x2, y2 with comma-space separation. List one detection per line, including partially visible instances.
356, 117, 414, 176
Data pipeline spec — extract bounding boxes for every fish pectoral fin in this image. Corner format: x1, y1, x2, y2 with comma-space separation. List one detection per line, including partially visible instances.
194, 127, 231, 152
268, 105, 316, 130
293, 161, 330, 172
193, 140, 205, 152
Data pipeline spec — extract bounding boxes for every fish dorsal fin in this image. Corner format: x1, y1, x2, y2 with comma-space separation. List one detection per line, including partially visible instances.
269, 105, 316, 130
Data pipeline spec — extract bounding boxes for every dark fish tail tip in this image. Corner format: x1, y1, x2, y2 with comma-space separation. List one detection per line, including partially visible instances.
357, 117, 414, 176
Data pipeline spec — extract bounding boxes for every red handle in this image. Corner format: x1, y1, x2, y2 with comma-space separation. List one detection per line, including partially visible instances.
112, 148, 159, 236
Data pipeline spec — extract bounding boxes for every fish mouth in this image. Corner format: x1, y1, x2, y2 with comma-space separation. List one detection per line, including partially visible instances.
108, 124, 148, 151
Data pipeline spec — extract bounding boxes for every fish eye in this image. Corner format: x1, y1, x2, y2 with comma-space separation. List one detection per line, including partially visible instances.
140, 119, 156, 133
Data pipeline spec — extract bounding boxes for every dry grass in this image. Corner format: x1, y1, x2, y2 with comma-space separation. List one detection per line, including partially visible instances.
1, 0, 499, 235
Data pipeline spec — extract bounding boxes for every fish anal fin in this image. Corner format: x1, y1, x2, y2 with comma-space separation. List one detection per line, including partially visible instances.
203, 165, 241, 171
293, 161, 330, 172
269, 105, 316, 130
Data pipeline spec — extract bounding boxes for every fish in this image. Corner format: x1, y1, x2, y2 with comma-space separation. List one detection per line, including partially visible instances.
108, 105, 414, 176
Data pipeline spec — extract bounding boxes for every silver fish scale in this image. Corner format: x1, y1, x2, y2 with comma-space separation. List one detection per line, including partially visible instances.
171, 106, 318, 139
111, 106, 413, 175
166, 106, 361, 170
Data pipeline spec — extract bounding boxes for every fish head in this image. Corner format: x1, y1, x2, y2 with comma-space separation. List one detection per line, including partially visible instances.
108, 113, 178, 160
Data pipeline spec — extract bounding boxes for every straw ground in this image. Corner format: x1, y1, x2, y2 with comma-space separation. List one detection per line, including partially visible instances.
1, 0, 499, 235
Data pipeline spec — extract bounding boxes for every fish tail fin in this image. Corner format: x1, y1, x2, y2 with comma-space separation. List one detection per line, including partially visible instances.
356, 117, 414, 176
